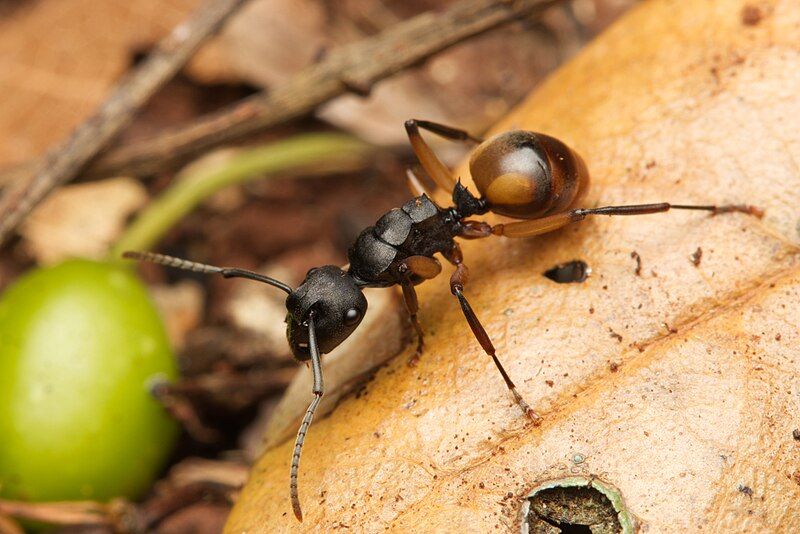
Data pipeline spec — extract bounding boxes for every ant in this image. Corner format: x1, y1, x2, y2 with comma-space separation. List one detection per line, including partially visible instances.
124, 119, 762, 521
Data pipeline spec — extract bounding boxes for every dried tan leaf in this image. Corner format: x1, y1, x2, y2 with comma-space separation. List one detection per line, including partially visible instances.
0, 0, 199, 167
150, 280, 204, 349
21, 177, 147, 264
225, 0, 800, 531
222, 264, 297, 360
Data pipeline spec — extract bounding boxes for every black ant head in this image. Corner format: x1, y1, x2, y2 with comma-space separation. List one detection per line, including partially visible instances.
285, 265, 367, 361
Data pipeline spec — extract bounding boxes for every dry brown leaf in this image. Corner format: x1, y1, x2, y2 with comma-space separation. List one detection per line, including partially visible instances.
222, 263, 299, 360
0, 0, 198, 167
226, 0, 800, 531
20, 177, 147, 264
150, 280, 205, 349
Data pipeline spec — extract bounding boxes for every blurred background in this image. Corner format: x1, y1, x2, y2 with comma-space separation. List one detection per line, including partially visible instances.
0, 0, 636, 531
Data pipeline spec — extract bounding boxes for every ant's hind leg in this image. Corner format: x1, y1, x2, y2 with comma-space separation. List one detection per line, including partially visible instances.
404, 119, 482, 193
443, 244, 541, 424
407, 119, 483, 144
405, 120, 456, 192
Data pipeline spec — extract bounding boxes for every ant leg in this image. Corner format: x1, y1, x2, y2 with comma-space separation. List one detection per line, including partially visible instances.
290, 313, 324, 522
493, 202, 764, 238
404, 119, 482, 193
443, 245, 541, 423
403, 254, 443, 279
399, 279, 425, 365
395, 256, 442, 365
404, 119, 456, 191
458, 220, 494, 239
406, 167, 433, 198
408, 119, 484, 144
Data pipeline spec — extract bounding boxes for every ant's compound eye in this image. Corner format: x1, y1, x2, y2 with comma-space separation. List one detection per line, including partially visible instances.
343, 308, 362, 326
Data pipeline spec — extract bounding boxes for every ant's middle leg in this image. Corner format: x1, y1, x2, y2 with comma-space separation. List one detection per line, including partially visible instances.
399, 278, 425, 366
404, 119, 483, 192
493, 202, 764, 238
394, 256, 442, 365
443, 244, 541, 423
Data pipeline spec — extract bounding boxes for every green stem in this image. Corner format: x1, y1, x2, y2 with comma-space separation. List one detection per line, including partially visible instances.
109, 133, 371, 260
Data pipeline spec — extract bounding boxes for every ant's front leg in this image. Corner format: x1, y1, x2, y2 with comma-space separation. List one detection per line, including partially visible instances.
443, 244, 541, 424
492, 202, 763, 238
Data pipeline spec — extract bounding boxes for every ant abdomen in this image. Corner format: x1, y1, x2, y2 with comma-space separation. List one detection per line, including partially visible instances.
469, 130, 589, 219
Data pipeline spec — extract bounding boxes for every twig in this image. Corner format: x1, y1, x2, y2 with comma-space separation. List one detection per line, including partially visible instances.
0, 486, 227, 532
138, 482, 231, 528
151, 381, 223, 444
0, 499, 134, 529
163, 368, 297, 406
149, 367, 296, 442
168, 458, 250, 490
0, 0, 249, 246
0, 0, 562, 192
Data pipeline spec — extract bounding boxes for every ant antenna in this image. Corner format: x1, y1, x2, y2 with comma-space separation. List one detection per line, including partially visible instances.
290, 311, 324, 522
122, 251, 293, 294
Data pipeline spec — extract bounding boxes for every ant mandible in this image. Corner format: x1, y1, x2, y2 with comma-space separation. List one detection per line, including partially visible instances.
124, 119, 762, 521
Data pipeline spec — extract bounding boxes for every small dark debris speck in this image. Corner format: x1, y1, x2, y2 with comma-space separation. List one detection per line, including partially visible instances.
631, 251, 642, 276
691, 247, 703, 267
738, 484, 754, 498
792, 429, 800, 441
544, 260, 590, 284
545, 380, 554, 387
741, 4, 764, 25
776, 333, 782, 341
609, 361, 619, 372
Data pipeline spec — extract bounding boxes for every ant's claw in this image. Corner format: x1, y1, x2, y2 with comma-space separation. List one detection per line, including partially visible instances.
407, 342, 424, 367
526, 409, 543, 426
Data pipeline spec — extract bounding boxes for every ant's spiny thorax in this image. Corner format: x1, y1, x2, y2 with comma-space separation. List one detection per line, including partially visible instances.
347, 195, 457, 287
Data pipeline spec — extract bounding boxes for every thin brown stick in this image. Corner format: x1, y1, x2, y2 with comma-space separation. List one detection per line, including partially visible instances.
90, 0, 562, 179
0, 499, 131, 528
0, 0, 562, 194
0, 0, 249, 246
138, 482, 228, 528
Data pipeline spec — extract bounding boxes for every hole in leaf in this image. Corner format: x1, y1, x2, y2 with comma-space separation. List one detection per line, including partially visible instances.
525, 485, 621, 534
543, 260, 590, 283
